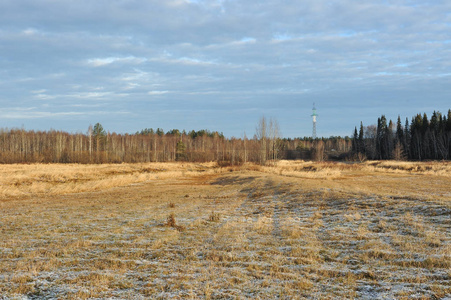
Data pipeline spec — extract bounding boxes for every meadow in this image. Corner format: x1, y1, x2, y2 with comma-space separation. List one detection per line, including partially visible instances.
0, 161, 450, 299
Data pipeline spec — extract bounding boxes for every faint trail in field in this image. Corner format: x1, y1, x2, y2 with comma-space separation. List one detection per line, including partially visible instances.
269, 179, 301, 243
271, 198, 282, 239
269, 181, 283, 240
161, 174, 259, 250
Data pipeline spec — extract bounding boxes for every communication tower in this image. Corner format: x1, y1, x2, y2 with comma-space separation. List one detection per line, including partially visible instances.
311, 103, 318, 139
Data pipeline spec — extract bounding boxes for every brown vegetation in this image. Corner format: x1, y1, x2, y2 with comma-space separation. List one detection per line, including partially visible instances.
0, 127, 351, 164
0, 161, 449, 298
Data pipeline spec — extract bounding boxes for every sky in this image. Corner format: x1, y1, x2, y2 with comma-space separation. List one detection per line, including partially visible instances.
0, 0, 450, 138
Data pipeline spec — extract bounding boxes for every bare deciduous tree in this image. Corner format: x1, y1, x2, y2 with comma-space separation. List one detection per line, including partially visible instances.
255, 116, 268, 165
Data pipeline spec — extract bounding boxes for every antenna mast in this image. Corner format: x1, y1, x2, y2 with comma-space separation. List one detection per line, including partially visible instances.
311, 103, 318, 139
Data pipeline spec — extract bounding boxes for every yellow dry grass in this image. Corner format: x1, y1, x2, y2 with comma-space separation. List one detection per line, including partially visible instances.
362, 160, 451, 176
2, 160, 450, 198
0, 162, 219, 197
0, 160, 450, 298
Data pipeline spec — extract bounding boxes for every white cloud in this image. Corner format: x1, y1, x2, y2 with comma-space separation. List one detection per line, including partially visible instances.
272, 34, 292, 42
86, 56, 147, 67
30, 89, 47, 94
0, 109, 131, 119
148, 90, 169, 95
120, 69, 157, 82
34, 93, 56, 100
22, 28, 39, 36
177, 57, 216, 65
238, 37, 256, 44
72, 92, 113, 99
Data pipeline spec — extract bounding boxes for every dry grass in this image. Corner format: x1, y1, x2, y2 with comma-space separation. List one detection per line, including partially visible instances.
2, 160, 450, 198
0, 161, 450, 298
262, 160, 344, 179
269, 159, 451, 179
362, 160, 451, 176
0, 162, 221, 198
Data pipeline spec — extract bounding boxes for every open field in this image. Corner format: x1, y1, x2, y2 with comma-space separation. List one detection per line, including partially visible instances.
1, 161, 450, 299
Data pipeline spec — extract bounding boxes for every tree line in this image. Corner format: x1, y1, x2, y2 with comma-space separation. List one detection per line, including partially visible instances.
353, 109, 451, 160
3, 109, 449, 164
0, 118, 352, 164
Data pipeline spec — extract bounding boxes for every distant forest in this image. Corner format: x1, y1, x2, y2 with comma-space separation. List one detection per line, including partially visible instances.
353, 109, 451, 161
0, 119, 351, 164
2, 109, 449, 164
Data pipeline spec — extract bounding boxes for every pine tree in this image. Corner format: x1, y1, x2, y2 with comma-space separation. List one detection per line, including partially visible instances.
410, 114, 423, 160
430, 111, 440, 133
156, 128, 164, 136
422, 113, 431, 159
376, 115, 389, 159
404, 117, 411, 159
93, 123, 106, 156
386, 119, 394, 159
421, 113, 429, 134
430, 111, 440, 159
376, 117, 382, 159
358, 122, 364, 154
175, 140, 186, 161
396, 116, 404, 145
352, 127, 358, 153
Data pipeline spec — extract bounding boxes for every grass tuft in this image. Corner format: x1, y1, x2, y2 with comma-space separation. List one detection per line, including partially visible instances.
166, 213, 185, 232
208, 211, 221, 222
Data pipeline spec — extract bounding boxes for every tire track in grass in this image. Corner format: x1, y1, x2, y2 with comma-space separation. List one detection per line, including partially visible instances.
242, 177, 319, 298
269, 180, 283, 241
188, 175, 274, 298
137, 174, 261, 298
289, 189, 361, 298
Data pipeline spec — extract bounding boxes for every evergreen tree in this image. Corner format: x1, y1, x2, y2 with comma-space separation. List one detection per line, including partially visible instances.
422, 113, 431, 159
93, 123, 106, 152
352, 127, 358, 153
430, 111, 440, 159
421, 113, 429, 134
410, 114, 423, 160
167, 129, 180, 136
386, 119, 394, 159
396, 116, 404, 145
156, 128, 164, 136
175, 140, 186, 161
355, 109, 451, 161
376, 115, 389, 159
93, 123, 106, 137
358, 122, 364, 154
376, 117, 382, 159
404, 117, 411, 159
430, 111, 440, 133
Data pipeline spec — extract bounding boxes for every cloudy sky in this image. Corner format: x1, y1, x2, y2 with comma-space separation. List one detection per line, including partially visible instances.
1, 0, 450, 137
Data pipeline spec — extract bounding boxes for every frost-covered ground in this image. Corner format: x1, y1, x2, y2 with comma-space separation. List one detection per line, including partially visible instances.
0, 166, 450, 299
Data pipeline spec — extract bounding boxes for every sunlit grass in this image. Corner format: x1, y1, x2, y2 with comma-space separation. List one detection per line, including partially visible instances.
0, 161, 449, 298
